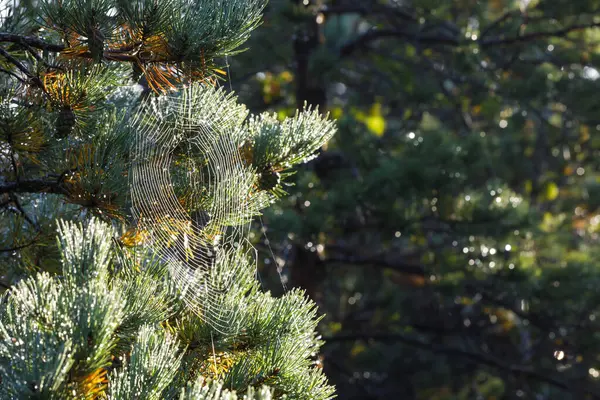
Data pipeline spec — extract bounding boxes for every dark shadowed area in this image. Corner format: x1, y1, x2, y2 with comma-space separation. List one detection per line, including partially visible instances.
231, 1, 600, 398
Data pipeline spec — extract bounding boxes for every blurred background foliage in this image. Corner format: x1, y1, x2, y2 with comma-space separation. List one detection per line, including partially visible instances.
227, 0, 600, 398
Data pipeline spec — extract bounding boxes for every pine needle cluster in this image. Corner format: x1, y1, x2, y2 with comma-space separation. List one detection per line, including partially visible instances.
0, 1, 336, 398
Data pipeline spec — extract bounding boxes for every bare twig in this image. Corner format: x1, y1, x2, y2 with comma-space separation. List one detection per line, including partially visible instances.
0, 66, 26, 83
9, 194, 38, 231
0, 47, 44, 89
0, 232, 41, 253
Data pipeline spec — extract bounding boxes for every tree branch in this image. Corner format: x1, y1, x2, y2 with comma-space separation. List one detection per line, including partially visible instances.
9, 193, 39, 231
0, 67, 26, 83
0, 178, 68, 195
0, 233, 40, 253
340, 28, 459, 56
0, 47, 44, 89
319, 4, 417, 22
0, 33, 65, 52
340, 21, 600, 56
480, 22, 600, 47
324, 255, 425, 276
0, 33, 139, 65
324, 333, 599, 399
0, 32, 180, 64
480, 10, 520, 39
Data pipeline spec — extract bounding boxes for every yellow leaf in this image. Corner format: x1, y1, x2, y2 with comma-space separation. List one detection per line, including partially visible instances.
330, 106, 343, 120
524, 180, 532, 194
419, 112, 441, 131
350, 342, 367, 357
564, 165, 574, 176
329, 322, 342, 333
549, 113, 562, 127
365, 114, 385, 136
279, 70, 293, 82
353, 109, 366, 122
356, 102, 386, 136
120, 228, 149, 247
540, 211, 565, 232
581, 125, 590, 142
544, 182, 559, 201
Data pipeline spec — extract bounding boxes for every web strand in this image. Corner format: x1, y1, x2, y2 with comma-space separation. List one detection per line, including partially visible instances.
130, 84, 254, 333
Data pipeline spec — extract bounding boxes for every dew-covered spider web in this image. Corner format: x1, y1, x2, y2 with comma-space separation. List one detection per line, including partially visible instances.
130, 84, 258, 333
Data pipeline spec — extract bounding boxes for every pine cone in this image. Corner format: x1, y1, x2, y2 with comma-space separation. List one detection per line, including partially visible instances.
56, 107, 76, 137
258, 167, 281, 191
87, 26, 105, 63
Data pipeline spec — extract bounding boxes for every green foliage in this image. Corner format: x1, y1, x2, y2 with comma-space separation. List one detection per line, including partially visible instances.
167, 0, 267, 58
0, 221, 126, 398
108, 325, 183, 400
181, 378, 274, 400
1, 218, 334, 399
246, 107, 337, 169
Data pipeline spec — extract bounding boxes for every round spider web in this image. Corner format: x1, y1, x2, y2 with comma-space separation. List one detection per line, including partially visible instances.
130, 84, 256, 333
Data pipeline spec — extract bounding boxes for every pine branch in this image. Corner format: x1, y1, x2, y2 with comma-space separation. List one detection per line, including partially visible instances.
0, 46, 44, 89
7, 193, 39, 230
182, 378, 274, 400
0, 32, 65, 52
0, 233, 40, 253
0, 178, 68, 195
0, 2, 335, 396
0, 32, 136, 62
108, 325, 182, 400
0, 66, 27, 83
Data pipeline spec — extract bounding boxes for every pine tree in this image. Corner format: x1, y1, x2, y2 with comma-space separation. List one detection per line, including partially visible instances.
0, 1, 336, 398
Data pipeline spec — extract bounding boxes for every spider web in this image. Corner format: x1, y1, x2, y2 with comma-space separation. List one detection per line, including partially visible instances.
130, 84, 257, 333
